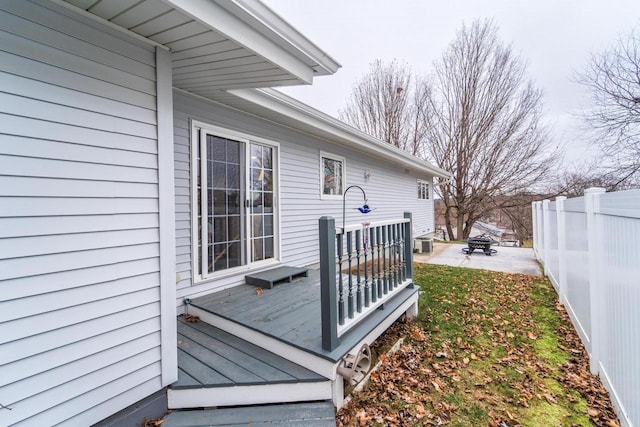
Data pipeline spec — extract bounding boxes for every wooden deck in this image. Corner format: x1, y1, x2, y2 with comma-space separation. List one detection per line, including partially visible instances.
187, 267, 419, 363
174, 317, 327, 389
169, 317, 332, 409
162, 401, 336, 426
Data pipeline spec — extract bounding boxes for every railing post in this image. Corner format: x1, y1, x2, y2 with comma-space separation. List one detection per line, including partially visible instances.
585, 187, 605, 374
319, 216, 338, 351
556, 196, 567, 305
404, 212, 413, 282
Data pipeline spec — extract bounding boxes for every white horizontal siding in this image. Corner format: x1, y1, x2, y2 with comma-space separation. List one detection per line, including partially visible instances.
173, 91, 434, 300
0, 2, 163, 426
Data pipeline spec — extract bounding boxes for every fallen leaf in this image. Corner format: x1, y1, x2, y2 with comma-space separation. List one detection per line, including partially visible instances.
255, 287, 264, 296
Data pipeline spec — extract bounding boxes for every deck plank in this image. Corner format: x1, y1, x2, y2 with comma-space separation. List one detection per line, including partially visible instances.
189, 268, 419, 362
174, 351, 233, 388
174, 317, 327, 389
178, 321, 297, 383
163, 401, 336, 426
185, 320, 324, 381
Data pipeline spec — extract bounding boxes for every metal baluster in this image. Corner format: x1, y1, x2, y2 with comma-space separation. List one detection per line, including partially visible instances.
382, 225, 388, 295
363, 227, 370, 307
398, 223, 405, 283
337, 233, 345, 324
355, 229, 362, 313
370, 226, 377, 303
376, 226, 383, 301
389, 224, 398, 289
347, 231, 354, 319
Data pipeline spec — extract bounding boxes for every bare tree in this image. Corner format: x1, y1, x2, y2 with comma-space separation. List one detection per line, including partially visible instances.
339, 60, 424, 155
421, 19, 558, 240
577, 27, 640, 183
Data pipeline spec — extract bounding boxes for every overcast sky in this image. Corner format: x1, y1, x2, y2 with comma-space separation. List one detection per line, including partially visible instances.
263, 0, 640, 167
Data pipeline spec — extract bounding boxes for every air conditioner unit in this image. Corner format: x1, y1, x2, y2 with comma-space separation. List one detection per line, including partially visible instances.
414, 239, 433, 254
421, 239, 433, 254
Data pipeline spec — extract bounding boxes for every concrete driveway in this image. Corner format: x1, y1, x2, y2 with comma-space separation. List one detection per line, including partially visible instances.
414, 242, 542, 276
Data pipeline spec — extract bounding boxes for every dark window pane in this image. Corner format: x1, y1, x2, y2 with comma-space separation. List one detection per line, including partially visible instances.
264, 237, 274, 259
264, 214, 274, 237
251, 169, 263, 191
228, 242, 241, 268
227, 164, 240, 189
253, 238, 264, 261
214, 244, 227, 271
227, 140, 240, 164
208, 136, 226, 161
252, 214, 263, 238
228, 190, 241, 214
251, 144, 262, 168
207, 189, 213, 216
262, 146, 272, 169
263, 192, 273, 213
212, 162, 226, 188
323, 157, 343, 195
207, 245, 213, 274
213, 216, 227, 243
228, 215, 241, 241
207, 217, 213, 246
213, 190, 226, 215
263, 170, 273, 192
251, 191, 263, 214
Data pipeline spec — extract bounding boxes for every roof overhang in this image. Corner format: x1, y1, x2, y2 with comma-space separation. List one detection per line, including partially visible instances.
213, 88, 452, 179
57, 0, 340, 92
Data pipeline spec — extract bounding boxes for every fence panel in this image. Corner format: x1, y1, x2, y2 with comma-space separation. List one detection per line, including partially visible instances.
563, 196, 591, 351
546, 201, 560, 291
596, 191, 640, 426
533, 188, 640, 427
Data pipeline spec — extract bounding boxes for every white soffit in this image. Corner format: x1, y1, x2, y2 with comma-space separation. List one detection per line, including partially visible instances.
61, 0, 340, 92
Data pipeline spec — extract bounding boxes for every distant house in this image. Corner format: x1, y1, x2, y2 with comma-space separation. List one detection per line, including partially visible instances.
0, 1, 450, 425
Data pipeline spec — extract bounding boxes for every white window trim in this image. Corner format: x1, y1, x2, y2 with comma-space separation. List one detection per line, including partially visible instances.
319, 151, 346, 200
417, 179, 430, 200
190, 120, 281, 285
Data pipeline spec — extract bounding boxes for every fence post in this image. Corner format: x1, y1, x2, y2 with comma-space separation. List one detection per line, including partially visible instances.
542, 199, 551, 276
403, 212, 413, 282
319, 216, 338, 352
556, 196, 567, 305
585, 187, 605, 374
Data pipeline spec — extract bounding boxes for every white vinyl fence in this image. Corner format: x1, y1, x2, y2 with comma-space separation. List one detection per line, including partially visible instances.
532, 188, 640, 427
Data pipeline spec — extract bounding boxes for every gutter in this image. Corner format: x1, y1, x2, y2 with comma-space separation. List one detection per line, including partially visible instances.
215, 0, 341, 76
227, 88, 453, 179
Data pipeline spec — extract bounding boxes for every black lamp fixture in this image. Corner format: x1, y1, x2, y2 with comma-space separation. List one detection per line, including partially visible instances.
342, 185, 372, 233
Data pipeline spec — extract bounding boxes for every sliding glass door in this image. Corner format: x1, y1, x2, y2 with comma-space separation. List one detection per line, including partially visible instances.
194, 124, 278, 281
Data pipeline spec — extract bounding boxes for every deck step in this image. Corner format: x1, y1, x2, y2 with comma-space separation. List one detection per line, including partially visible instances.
169, 317, 331, 409
245, 265, 309, 289
162, 401, 336, 426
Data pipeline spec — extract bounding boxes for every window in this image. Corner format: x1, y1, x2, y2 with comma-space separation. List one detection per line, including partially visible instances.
192, 121, 279, 282
418, 180, 430, 200
320, 152, 345, 198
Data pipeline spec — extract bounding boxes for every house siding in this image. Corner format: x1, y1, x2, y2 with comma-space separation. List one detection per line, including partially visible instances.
173, 91, 434, 301
0, 1, 163, 425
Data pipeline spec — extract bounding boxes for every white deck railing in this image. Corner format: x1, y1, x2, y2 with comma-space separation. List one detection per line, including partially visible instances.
533, 188, 640, 427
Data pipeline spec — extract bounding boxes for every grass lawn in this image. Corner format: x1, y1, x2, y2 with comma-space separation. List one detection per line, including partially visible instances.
336, 264, 620, 427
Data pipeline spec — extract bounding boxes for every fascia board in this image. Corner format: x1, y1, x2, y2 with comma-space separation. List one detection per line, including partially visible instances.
219, 0, 341, 75
164, 0, 314, 84
228, 88, 452, 179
